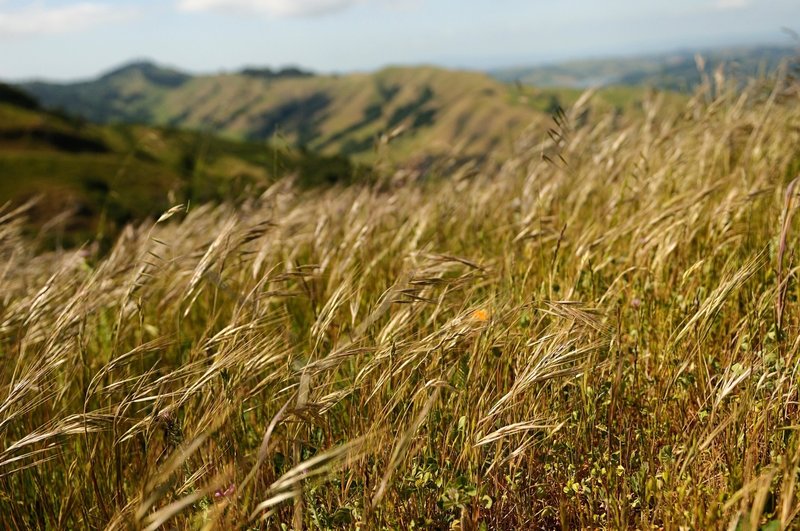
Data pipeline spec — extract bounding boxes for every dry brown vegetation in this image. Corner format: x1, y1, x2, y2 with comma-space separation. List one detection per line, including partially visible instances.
1, 69, 800, 529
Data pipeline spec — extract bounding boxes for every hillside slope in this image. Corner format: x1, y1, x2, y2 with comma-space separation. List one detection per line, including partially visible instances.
0, 83, 357, 244
20, 63, 651, 161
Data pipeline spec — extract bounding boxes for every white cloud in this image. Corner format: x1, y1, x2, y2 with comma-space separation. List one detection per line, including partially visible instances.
0, 3, 133, 37
713, 0, 750, 10
176, 0, 365, 17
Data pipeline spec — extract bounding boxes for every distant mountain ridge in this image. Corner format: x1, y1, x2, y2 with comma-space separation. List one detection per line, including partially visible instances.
491, 45, 798, 90
239, 66, 315, 80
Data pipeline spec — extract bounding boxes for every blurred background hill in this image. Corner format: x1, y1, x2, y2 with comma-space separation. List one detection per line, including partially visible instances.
0, 81, 359, 245
3, 42, 795, 245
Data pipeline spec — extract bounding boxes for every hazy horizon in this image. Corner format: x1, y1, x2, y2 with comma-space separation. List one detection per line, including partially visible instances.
1, 0, 798, 82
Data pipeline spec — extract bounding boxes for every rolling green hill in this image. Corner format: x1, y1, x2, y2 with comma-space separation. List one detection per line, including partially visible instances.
492, 45, 797, 90
0, 83, 358, 245
19, 63, 656, 163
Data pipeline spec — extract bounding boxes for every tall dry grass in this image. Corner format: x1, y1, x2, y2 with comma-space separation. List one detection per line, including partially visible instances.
1, 68, 800, 529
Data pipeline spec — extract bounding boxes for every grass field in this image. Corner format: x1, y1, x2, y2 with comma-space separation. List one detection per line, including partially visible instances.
1, 70, 800, 529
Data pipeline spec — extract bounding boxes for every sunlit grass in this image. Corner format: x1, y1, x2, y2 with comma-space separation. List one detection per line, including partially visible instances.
1, 70, 799, 529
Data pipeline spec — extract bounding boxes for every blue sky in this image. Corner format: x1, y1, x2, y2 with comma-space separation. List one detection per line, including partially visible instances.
0, 0, 798, 81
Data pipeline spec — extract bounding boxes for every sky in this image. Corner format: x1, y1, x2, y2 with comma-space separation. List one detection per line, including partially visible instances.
0, 0, 798, 81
